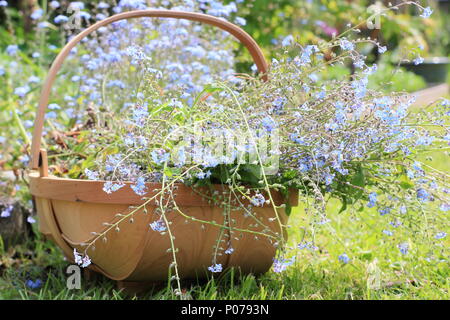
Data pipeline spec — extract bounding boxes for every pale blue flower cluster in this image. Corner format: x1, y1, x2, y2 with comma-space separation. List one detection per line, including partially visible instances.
1, 204, 13, 218
250, 194, 266, 207
273, 257, 295, 273
338, 253, 350, 264
150, 219, 167, 233
208, 263, 223, 273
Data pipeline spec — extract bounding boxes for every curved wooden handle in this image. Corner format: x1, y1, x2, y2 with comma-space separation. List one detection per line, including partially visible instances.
30, 9, 268, 169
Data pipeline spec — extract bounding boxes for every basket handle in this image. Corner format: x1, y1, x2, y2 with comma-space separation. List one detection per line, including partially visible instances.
30, 9, 268, 169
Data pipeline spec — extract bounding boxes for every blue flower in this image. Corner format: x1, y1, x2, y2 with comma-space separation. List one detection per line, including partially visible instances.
235, 17, 246, 26
295, 45, 319, 66
317, 218, 331, 225
338, 253, 350, 264
273, 257, 295, 273
78, 11, 91, 20
54, 15, 69, 24
367, 192, 377, 208
85, 59, 100, 70
73, 248, 91, 267
125, 45, 149, 64
24, 120, 33, 128
202, 154, 220, 168
102, 181, 125, 194
207, 1, 237, 17
27, 216, 36, 224
48, 103, 60, 110
196, 171, 212, 179
97, 2, 110, 9
68, 1, 84, 10
30, 9, 43, 20
435, 232, 447, 240
298, 241, 318, 251
378, 46, 387, 54
131, 176, 147, 196
45, 111, 57, 119
37, 22, 50, 30
184, 45, 206, 58
207, 51, 221, 61
383, 230, 393, 236
250, 194, 265, 207
272, 97, 287, 113
28, 75, 40, 83
316, 90, 326, 99
107, 80, 126, 89
261, 116, 276, 132
290, 133, 306, 145
26, 279, 42, 289
132, 104, 149, 127
354, 58, 364, 69
339, 39, 355, 51
351, 77, 368, 98
0, 1, 8, 7
225, 247, 234, 254
420, 7, 433, 18
413, 56, 424, 65
49, 1, 60, 9
117, 0, 147, 10
324, 172, 335, 185
84, 168, 99, 180
151, 149, 170, 165
208, 263, 223, 273
398, 242, 409, 255
20, 155, 29, 165
415, 135, 434, 146
282, 35, 294, 47
150, 219, 166, 233
416, 188, 430, 202
14, 86, 30, 98
94, 13, 106, 20
1, 205, 13, 218
390, 220, 402, 228
6, 44, 19, 56
168, 99, 183, 109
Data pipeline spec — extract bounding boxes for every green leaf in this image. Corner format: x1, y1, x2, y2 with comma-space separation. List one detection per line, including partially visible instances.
81, 155, 95, 170
164, 167, 173, 178
339, 196, 348, 213
285, 202, 293, 216
191, 84, 223, 108
68, 165, 81, 179
237, 164, 263, 186
350, 164, 365, 200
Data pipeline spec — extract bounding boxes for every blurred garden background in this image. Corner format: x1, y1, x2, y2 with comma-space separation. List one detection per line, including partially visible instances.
0, 0, 449, 299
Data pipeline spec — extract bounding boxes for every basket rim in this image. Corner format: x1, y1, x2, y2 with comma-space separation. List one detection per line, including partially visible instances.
28, 171, 298, 207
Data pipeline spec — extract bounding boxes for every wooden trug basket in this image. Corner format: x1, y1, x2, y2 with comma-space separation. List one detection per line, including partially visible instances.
29, 10, 298, 288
